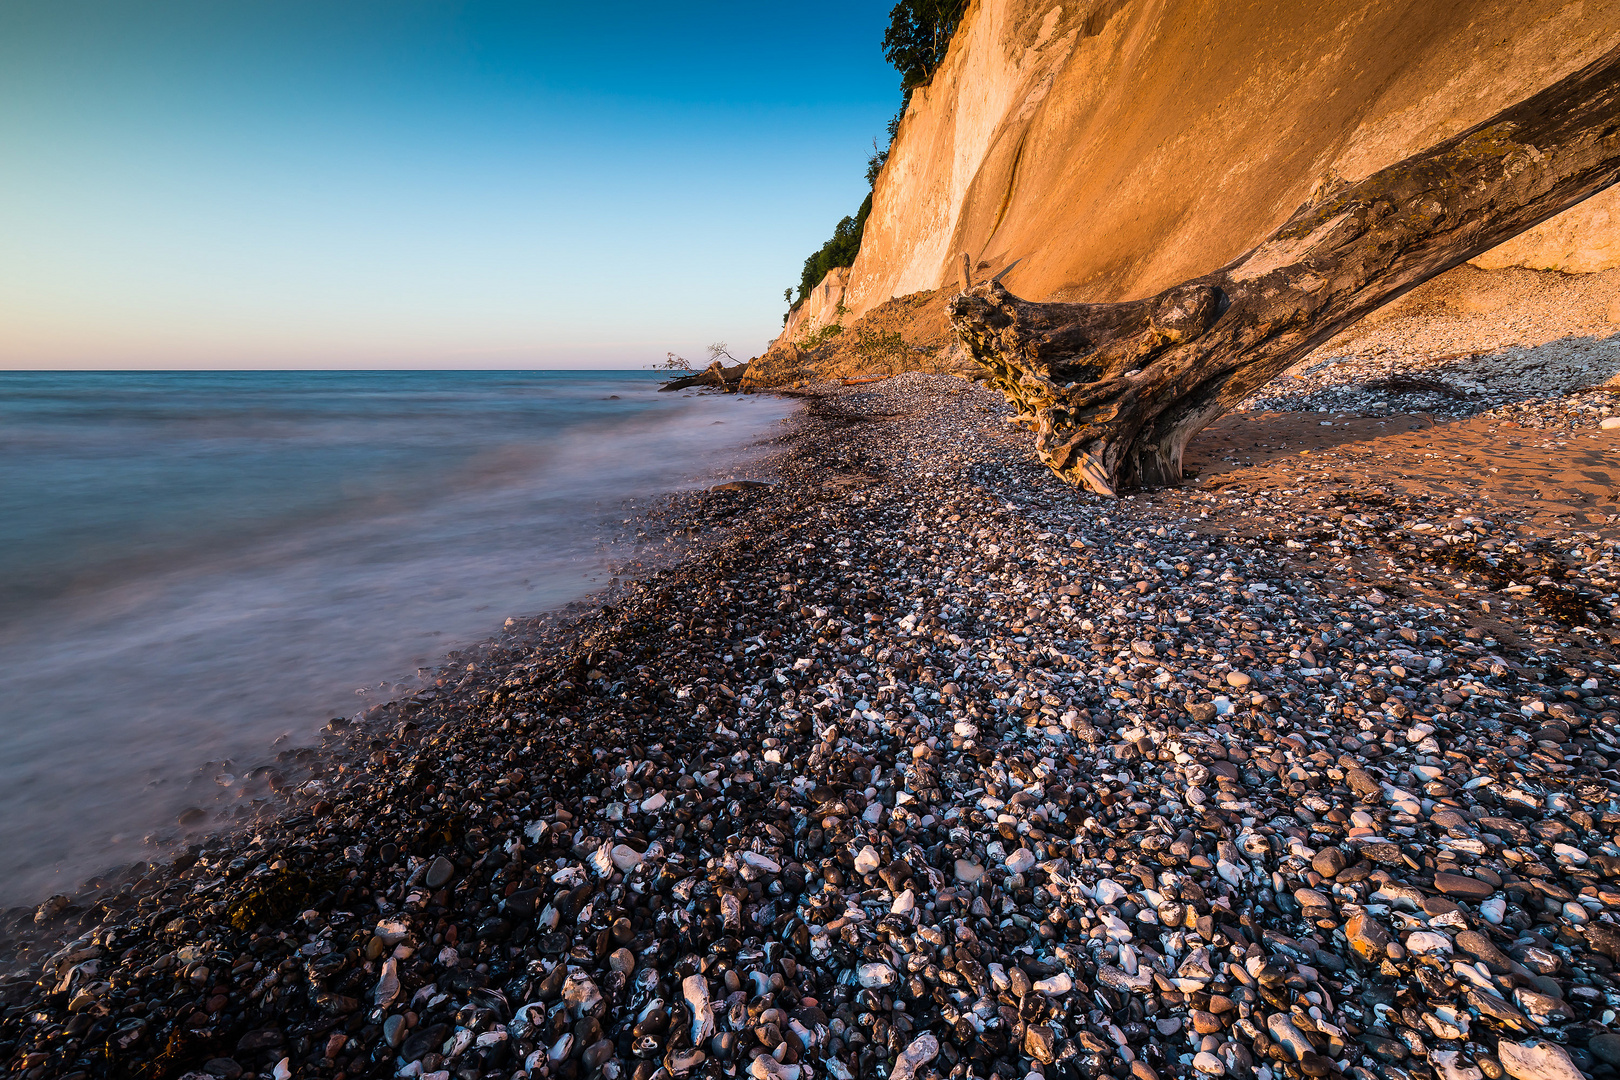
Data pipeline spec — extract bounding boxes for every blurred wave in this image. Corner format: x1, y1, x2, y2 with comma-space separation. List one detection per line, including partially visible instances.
0, 370, 792, 906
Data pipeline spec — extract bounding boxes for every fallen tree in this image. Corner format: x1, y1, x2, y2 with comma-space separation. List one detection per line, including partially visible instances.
658, 359, 747, 393
948, 43, 1620, 495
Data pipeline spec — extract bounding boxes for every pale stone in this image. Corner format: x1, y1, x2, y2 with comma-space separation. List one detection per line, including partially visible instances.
1498, 1040, 1586, 1080
853, 845, 881, 874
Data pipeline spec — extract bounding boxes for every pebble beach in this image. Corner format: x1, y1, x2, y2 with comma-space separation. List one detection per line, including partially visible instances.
9, 362, 1620, 1080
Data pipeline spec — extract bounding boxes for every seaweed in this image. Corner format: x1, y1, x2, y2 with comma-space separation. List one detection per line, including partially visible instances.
1420, 542, 1604, 628
1363, 374, 1466, 398
223, 869, 333, 933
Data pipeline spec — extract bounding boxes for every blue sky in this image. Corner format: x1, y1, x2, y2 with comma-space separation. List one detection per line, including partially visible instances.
0, 1, 899, 367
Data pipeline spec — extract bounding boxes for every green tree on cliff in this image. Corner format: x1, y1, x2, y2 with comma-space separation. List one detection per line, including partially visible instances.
884, 0, 967, 95
794, 192, 873, 304
784, 0, 966, 311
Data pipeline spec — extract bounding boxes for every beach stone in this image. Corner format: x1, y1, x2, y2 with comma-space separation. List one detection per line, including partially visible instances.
1266, 1013, 1314, 1061
1404, 930, 1454, 955
400, 1025, 447, 1062
1516, 989, 1571, 1025
1469, 989, 1532, 1030
1433, 1050, 1485, 1080
1588, 1033, 1620, 1066
856, 963, 896, 988
1584, 922, 1620, 960
683, 974, 714, 1044
1097, 964, 1154, 992
1192, 1052, 1226, 1075
1345, 769, 1381, 797
1345, 912, 1393, 959
609, 844, 644, 871
954, 860, 984, 883
1299, 1053, 1332, 1077
749, 1059, 794, 1080
1294, 887, 1332, 912
1456, 930, 1514, 971
1094, 879, 1128, 905
237, 1030, 285, 1054
1498, 1040, 1586, 1080
1434, 870, 1495, 898
1226, 671, 1252, 688
1359, 1033, 1409, 1062
1023, 1025, 1056, 1064
565, 972, 604, 1017
424, 856, 454, 889
889, 1034, 939, 1080
1034, 972, 1071, 995
1005, 848, 1036, 874
1311, 848, 1346, 878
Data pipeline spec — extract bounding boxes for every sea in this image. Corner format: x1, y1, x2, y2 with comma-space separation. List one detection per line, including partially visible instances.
0, 370, 794, 907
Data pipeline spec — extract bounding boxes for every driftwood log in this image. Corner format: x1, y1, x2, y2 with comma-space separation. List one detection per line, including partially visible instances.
659, 359, 748, 393
949, 43, 1620, 495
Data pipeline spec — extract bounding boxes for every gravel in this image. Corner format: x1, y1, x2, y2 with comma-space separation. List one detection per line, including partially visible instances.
6, 372, 1620, 1080
1245, 339, 1620, 419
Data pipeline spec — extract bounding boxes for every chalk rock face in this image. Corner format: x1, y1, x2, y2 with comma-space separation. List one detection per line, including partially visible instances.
839, 0, 1620, 325
779, 266, 852, 345
1473, 191, 1620, 273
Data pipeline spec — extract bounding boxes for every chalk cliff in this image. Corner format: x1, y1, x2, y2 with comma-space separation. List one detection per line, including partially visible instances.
779, 266, 851, 346
830, 0, 1620, 327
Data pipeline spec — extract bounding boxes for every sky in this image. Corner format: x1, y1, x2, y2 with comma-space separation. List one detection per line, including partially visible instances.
0, 1, 900, 368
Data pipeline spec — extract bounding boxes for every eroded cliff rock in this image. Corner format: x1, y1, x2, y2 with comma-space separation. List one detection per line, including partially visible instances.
779, 266, 852, 345
841, 0, 1620, 321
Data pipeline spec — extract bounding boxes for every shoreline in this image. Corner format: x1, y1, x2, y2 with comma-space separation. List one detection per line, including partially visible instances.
7, 373, 1620, 1080
0, 397, 797, 969
0, 371, 796, 912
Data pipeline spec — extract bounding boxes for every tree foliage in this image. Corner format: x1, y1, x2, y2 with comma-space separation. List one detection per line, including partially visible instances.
783, 2, 965, 313
794, 192, 873, 304
883, 0, 967, 96
865, 111, 904, 187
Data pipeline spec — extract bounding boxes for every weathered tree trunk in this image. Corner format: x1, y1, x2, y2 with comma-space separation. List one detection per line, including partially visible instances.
949, 43, 1620, 495
659, 359, 748, 393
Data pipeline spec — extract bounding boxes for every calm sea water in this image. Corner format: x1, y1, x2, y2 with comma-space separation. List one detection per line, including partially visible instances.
0, 370, 793, 906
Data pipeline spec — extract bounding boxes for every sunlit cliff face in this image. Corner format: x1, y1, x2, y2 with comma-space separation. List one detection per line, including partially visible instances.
841, 0, 1620, 321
